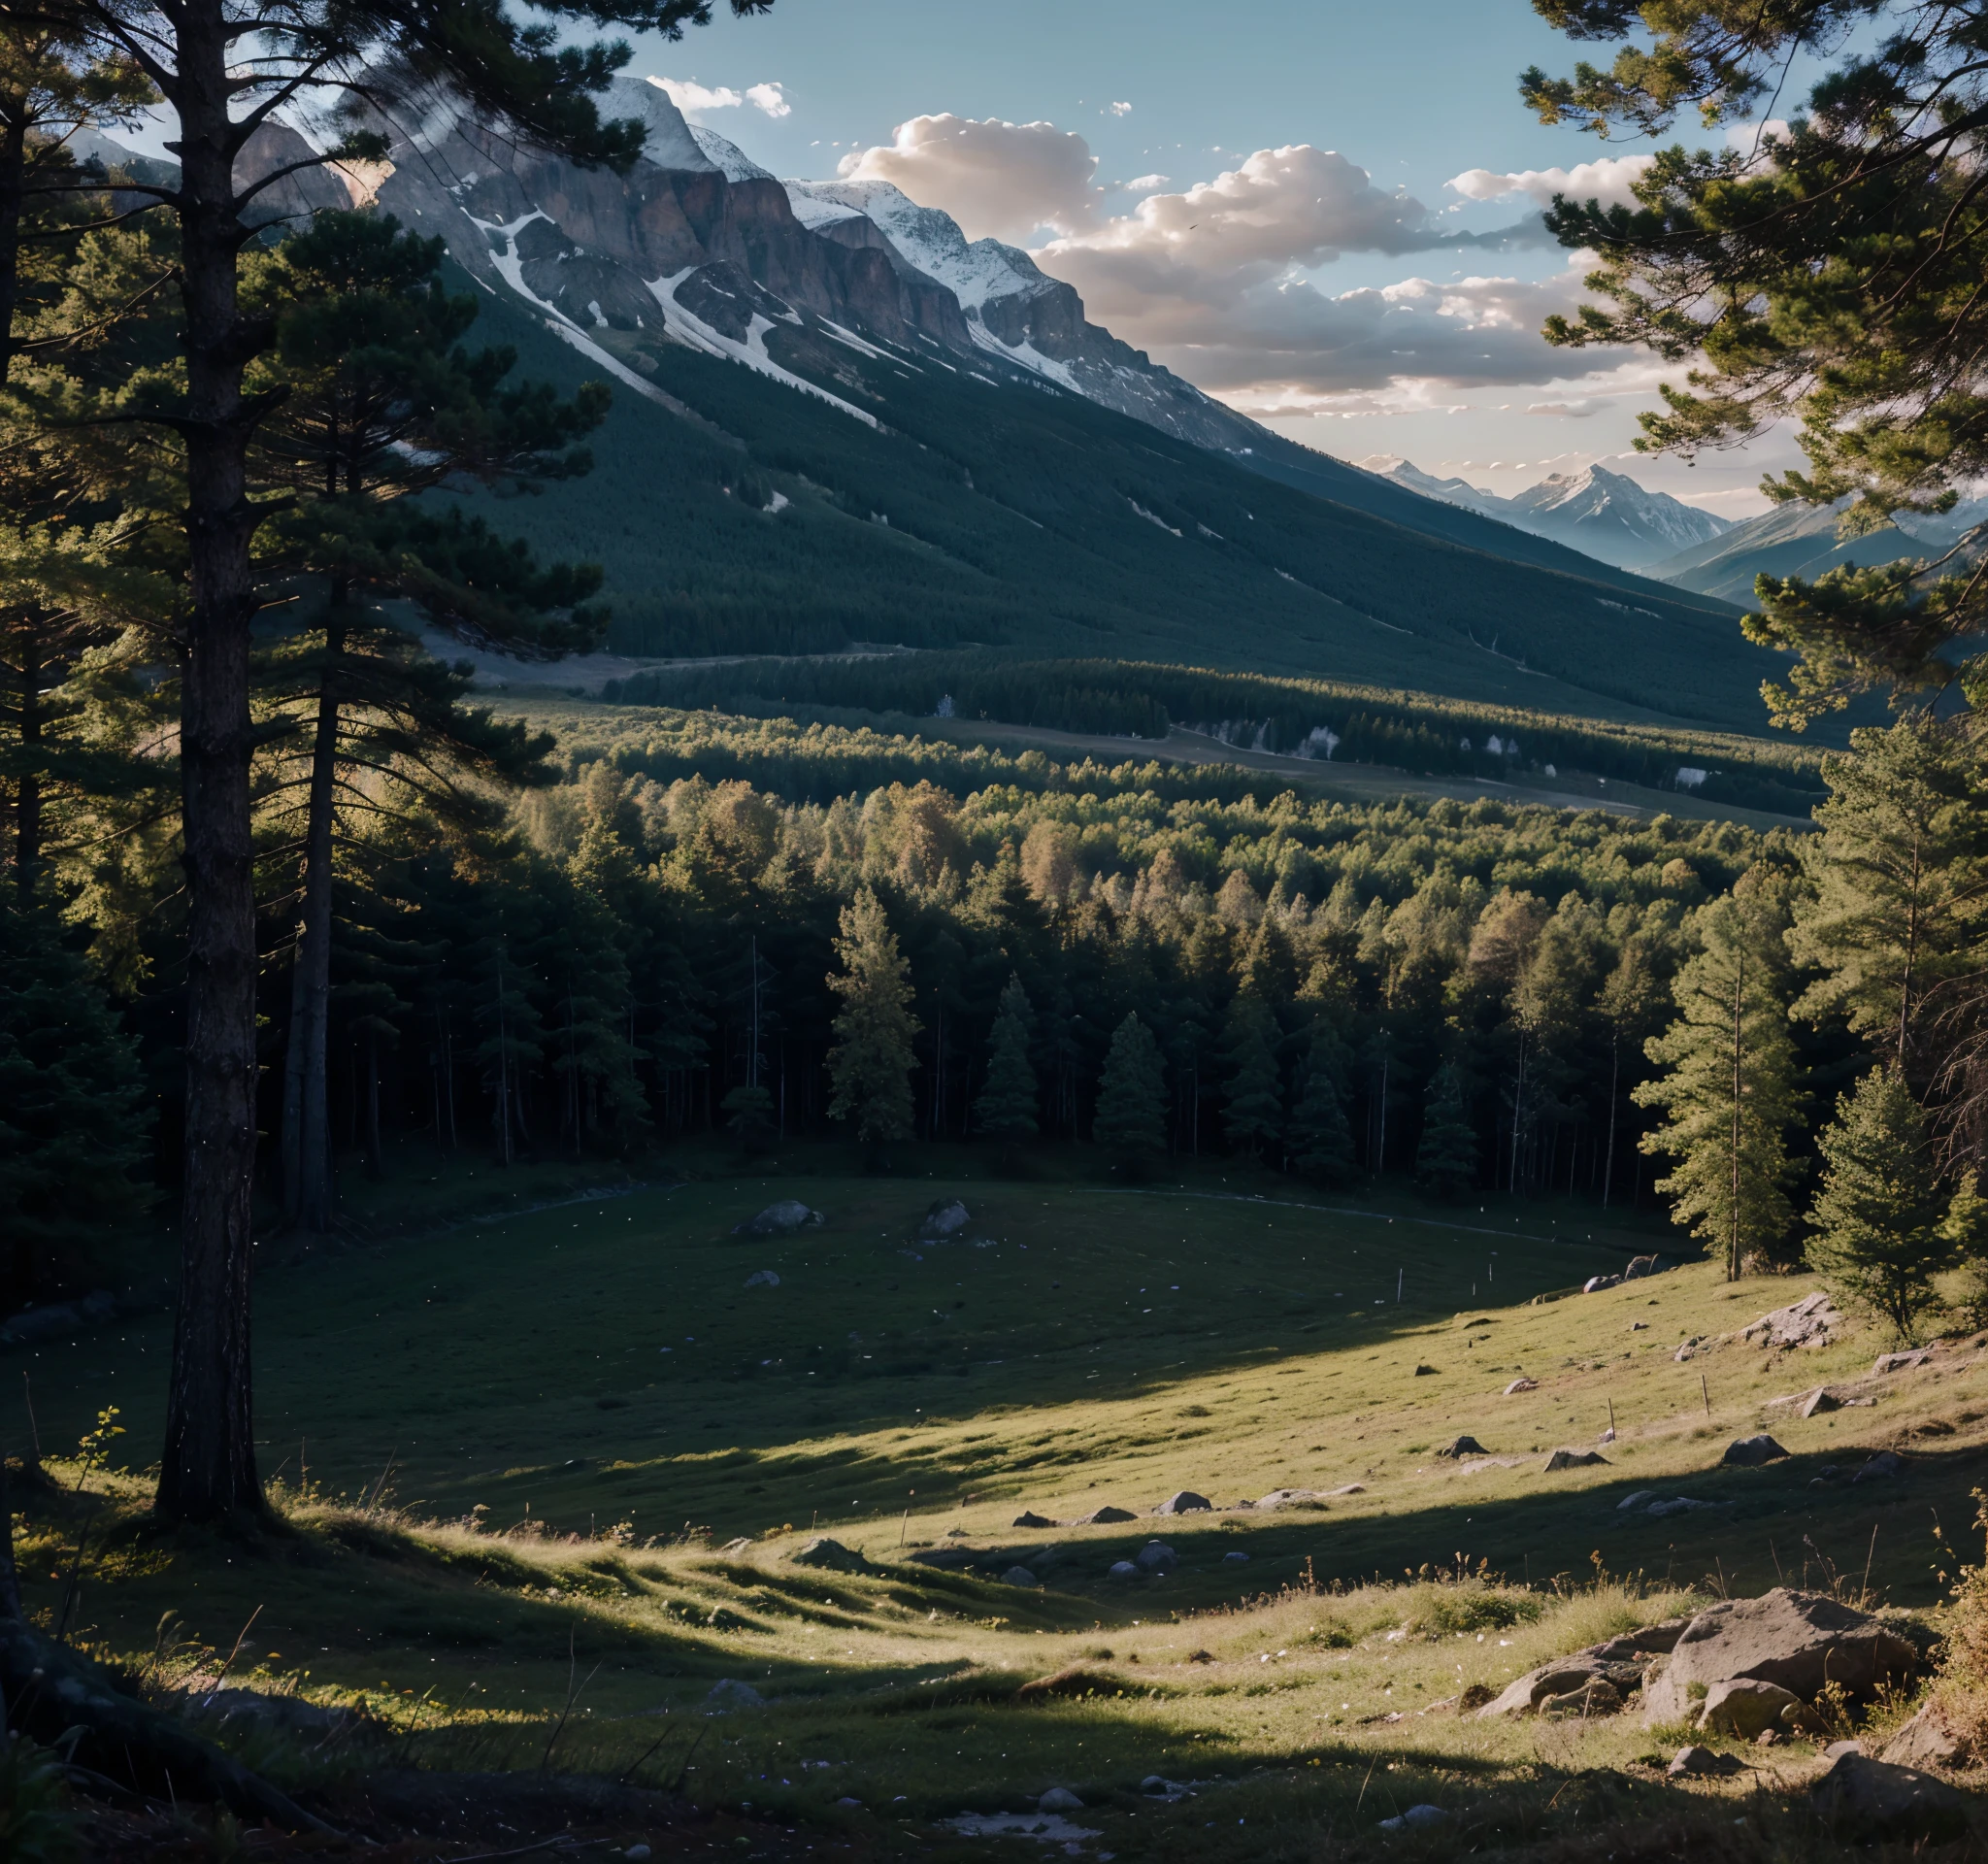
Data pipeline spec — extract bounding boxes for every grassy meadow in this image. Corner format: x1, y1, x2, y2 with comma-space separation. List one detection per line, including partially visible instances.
17, 1149, 1986, 1855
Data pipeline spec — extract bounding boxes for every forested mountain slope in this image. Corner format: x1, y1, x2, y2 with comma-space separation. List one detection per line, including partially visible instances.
451, 282, 1783, 731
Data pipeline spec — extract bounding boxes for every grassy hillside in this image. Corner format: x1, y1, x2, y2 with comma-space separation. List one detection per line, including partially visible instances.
446, 282, 1790, 734
19, 1148, 1984, 1855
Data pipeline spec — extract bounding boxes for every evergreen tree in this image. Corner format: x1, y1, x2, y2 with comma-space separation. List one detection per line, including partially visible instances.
825, 887, 919, 1151
1415, 1061, 1477, 1200
1222, 989, 1283, 1158
1636, 876, 1805, 1279
1791, 716, 1988, 1086
36, 0, 771, 1526
0, 885, 151, 1300
1288, 1022, 1355, 1186
1807, 1066, 1961, 1344
251, 212, 603, 1233
974, 973, 1039, 1141
1525, 2, 1988, 724
1094, 1012, 1166, 1168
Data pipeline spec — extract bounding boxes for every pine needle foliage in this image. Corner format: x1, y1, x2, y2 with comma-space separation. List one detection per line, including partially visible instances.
1807, 1065, 1961, 1345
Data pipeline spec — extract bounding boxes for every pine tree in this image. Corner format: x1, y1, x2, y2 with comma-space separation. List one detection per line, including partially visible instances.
31, 0, 770, 1527
0, 885, 151, 1300
1807, 1067, 1962, 1345
1094, 1012, 1166, 1169
825, 887, 920, 1152
974, 973, 1039, 1141
1288, 1023, 1355, 1186
1636, 877, 1805, 1279
1791, 716, 1988, 1086
1415, 1062, 1477, 1200
1222, 990, 1283, 1158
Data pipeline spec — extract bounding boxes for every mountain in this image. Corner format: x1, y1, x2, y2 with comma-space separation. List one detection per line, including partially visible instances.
1645, 494, 1988, 603
1375, 459, 1729, 570
210, 82, 1797, 732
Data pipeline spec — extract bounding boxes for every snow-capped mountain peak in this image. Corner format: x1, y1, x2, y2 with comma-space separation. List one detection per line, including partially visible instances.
781, 179, 1042, 313
1372, 457, 1727, 570
687, 121, 773, 183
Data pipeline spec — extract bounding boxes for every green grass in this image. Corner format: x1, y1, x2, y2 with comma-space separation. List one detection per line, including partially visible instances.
18, 1148, 1987, 1855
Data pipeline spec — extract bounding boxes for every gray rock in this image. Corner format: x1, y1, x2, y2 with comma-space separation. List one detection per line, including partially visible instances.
1254, 1488, 1321, 1510
733, 1200, 824, 1236
1645, 1496, 1718, 1518
1674, 1340, 1701, 1363
1323, 1482, 1368, 1496
1616, 1490, 1656, 1512
1543, 1448, 1609, 1471
1001, 1566, 1038, 1587
1540, 1677, 1623, 1718
1436, 1436, 1490, 1458
1476, 1658, 1610, 1719
1642, 1587, 1924, 1725
919, 1198, 972, 1241
707, 1679, 766, 1710
1136, 1540, 1176, 1572
789, 1537, 871, 1573
1720, 1434, 1789, 1467
1012, 1511, 1059, 1528
1153, 1490, 1212, 1514
1074, 1506, 1136, 1524
1699, 1678, 1803, 1738
1881, 1703, 1967, 1772
1584, 1274, 1622, 1293
1798, 1387, 1840, 1418
1108, 1560, 1139, 1579
1038, 1787, 1083, 1813
1742, 1291, 1841, 1349
1668, 1745, 1743, 1778
1222, 1550, 1249, 1563
1872, 1348, 1934, 1375
1504, 1377, 1538, 1394
1811, 1751, 1969, 1837
183, 1689, 369, 1745
1378, 1804, 1447, 1831
1855, 1450, 1907, 1482
743, 1269, 780, 1288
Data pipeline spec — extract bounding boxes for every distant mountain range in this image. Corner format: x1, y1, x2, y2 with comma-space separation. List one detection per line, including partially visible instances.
1642, 494, 1988, 603
97, 76, 1800, 732
1373, 460, 1731, 571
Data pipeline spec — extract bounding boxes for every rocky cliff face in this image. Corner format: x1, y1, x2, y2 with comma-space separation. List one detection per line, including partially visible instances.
227, 80, 1276, 454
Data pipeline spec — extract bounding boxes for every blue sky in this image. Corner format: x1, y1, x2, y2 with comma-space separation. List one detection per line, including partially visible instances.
630, 0, 1802, 513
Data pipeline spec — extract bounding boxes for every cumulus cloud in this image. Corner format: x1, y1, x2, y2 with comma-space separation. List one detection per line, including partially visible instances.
1122, 172, 1169, 192
1445, 154, 1654, 210
655, 76, 790, 117
1109, 101, 1132, 116
830, 114, 1638, 408
837, 114, 1104, 240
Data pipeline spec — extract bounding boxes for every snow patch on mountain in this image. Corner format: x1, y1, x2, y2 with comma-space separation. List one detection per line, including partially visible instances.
688, 122, 773, 183
783, 179, 1043, 312
617, 77, 720, 173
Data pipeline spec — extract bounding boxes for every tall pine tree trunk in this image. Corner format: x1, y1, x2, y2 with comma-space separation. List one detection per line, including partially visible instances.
157, 3, 268, 1525
14, 621, 41, 890
282, 636, 339, 1232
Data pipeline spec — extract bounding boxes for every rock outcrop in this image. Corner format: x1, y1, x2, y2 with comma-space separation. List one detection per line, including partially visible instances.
1641, 1589, 1923, 1725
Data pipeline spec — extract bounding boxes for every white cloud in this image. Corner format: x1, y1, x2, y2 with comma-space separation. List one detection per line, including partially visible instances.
1122, 172, 1169, 192
1445, 154, 1654, 210
837, 114, 1104, 240
655, 76, 790, 118
655, 78, 743, 113
1109, 101, 1133, 116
